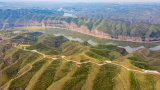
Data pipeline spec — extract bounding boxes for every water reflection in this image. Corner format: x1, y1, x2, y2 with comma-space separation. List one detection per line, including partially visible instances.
63, 13, 73, 17
87, 40, 97, 46
66, 36, 83, 42
54, 33, 83, 42
119, 46, 145, 53
150, 45, 160, 51
51, 31, 160, 53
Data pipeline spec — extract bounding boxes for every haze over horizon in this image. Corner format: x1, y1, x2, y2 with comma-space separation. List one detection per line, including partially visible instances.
0, 0, 160, 3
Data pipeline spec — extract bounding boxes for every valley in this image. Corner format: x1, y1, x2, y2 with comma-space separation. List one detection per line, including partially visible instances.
5, 27, 160, 53
43, 28, 160, 53
0, 2, 160, 90
0, 9, 160, 42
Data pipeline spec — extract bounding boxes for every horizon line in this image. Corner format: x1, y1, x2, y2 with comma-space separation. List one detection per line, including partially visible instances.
1, 1, 160, 3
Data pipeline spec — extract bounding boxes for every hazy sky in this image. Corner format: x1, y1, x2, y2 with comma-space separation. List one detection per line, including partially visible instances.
1, 0, 160, 3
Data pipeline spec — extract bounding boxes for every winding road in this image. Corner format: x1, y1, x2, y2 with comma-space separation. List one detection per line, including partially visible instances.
23, 47, 160, 75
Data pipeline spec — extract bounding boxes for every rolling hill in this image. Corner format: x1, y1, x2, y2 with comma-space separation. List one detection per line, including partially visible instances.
0, 32, 160, 90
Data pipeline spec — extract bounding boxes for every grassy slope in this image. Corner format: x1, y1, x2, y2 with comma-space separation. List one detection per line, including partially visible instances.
26, 58, 53, 90
0, 47, 160, 90
1, 33, 160, 90
47, 61, 78, 90
61, 41, 128, 62
31, 60, 62, 90
27, 34, 69, 55
8, 59, 47, 90
60, 41, 90, 56
129, 71, 160, 90
85, 44, 128, 61
92, 64, 121, 90
0, 48, 43, 87
10, 32, 43, 45
127, 48, 160, 72
62, 63, 92, 90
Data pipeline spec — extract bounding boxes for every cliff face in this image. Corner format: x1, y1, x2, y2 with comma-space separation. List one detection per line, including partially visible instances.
12, 19, 156, 42
13, 20, 130, 41
2, 18, 160, 42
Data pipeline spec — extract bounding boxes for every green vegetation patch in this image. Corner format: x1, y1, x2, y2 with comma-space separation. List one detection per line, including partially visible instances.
85, 44, 128, 61
32, 59, 62, 90
0, 29, 18, 38
149, 25, 160, 38
128, 56, 153, 70
65, 17, 73, 24
90, 48, 111, 59
0, 61, 21, 86
93, 44, 128, 55
37, 34, 69, 48
71, 18, 79, 26
93, 64, 120, 90
8, 59, 47, 90
27, 34, 69, 55
27, 42, 60, 55
11, 32, 43, 45
1, 47, 19, 70
61, 41, 89, 56
129, 72, 141, 90
130, 61, 153, 70
62, 63, 91, 90
53, 61, 75, 82
20, 52, 42, 68
85, 18, 97, 30
85, 51, 107, 61
144, 74, 156, 89
0, 48, 38, 86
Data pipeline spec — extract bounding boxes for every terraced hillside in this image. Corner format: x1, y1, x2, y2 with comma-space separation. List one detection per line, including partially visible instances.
0, 32, 160, 90
1, 9, 160, 42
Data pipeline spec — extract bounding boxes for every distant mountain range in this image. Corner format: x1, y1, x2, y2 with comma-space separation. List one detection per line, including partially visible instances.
0, 9, 160, 42
62, 3, 160, 24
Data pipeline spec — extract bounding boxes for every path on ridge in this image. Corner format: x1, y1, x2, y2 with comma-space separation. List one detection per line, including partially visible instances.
23, 47, 160, 75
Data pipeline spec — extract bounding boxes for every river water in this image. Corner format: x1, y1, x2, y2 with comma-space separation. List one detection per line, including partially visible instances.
43, 28, 160, 53
63, 13, 73, 17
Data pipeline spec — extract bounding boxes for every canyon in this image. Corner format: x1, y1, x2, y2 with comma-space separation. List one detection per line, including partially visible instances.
1, 9, 160, 42
11, 20, 157, 42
